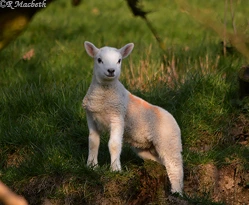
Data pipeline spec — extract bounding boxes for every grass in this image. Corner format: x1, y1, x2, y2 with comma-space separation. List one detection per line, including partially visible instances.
0, 0, 249, 204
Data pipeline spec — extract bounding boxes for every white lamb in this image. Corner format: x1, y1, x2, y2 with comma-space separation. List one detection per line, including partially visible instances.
82, 41, 184, 194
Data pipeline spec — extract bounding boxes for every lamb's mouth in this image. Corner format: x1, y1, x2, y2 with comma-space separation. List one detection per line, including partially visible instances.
105, 74, 115, 78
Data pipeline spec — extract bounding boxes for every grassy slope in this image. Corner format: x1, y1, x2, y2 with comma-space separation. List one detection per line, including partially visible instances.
0, 0, 249, 204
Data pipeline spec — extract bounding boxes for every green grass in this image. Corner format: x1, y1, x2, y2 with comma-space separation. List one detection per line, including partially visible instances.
0, 0, 249, 204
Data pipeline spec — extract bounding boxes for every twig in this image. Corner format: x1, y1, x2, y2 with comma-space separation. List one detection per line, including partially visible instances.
142, 16, 166, 53
126, 0, 166, 54
230, 0, 237, 35
223, 0, 228, 56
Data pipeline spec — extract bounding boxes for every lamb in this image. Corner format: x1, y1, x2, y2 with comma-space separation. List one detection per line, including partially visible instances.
82, 41, 184, 194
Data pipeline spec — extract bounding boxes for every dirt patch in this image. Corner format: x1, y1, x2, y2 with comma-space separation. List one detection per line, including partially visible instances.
216, 165, 249, 204
185, 163, 249, 205
95, 161, 190, 205
92, 161, 169, 205
20, 175, 63, 205
229, 113, 249, 146
4, 147, 29, 168
184, 163, 219, 196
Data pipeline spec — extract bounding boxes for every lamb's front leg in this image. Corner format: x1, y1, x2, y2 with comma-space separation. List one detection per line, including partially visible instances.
86, 112, 100, 168
108, 116, 124, 171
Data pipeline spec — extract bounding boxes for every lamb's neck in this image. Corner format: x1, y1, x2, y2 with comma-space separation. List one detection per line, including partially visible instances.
91, 75, 121, 90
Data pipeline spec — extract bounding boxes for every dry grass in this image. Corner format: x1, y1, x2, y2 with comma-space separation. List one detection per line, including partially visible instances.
122, 46, 223, 92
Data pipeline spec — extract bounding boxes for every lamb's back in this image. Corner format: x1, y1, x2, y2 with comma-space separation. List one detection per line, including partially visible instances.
124, 94, 160, 148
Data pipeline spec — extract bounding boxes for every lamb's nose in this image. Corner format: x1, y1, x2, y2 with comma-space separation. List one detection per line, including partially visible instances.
107, 69, 115, 74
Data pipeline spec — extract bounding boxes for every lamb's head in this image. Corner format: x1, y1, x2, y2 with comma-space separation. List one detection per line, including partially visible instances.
84, 41, 134, 83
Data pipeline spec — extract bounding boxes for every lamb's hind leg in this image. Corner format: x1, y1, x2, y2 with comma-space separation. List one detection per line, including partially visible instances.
156, 143, 183, 194
162, 154, 183, 194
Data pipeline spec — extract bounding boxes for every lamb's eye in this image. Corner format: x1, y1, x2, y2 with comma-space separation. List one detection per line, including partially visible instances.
97, 58, 102, 64
117, 59, 121, 64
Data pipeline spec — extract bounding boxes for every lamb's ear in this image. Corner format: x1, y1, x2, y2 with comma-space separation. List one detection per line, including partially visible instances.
119, 43, 134, 59
84, 41, 99, 57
